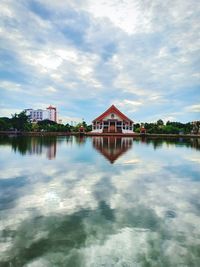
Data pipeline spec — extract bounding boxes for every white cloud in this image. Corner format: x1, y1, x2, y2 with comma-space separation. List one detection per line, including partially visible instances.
27, 52, 63, 71
113, 99, 143, 113
0, 81, 23, 92
0, 0, 199, 122
0, 108, 22, 117
60, 116, 83, 125
84, 0, 163, 35
44, 86, 57, 93
185, 104, 200, 113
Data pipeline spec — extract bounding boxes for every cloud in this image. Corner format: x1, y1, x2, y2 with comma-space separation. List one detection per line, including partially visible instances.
0, 0, 199, 123
185, 104, 200, 113
113, 99, 143, 113
0, 108, 22, 117
0, 80, 24, 92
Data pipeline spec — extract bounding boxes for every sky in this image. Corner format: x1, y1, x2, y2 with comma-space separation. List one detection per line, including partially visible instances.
0, 0, 199, 124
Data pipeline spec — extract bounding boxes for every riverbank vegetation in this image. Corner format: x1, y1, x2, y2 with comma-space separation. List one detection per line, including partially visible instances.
0, 112, 199, 134
132, 119, 197, 134
0, 112, 92, 132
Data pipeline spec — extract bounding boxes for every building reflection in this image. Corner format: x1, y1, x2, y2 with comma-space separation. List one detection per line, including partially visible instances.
24, 137, 57, 160
0, 136, 199, 162
92, 136, 133, 164
46, 140, 57, 160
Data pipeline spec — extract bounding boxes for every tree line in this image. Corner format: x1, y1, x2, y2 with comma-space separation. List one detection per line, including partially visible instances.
0, 112, 198, 134
0, 111, 92, 132
134, 119, 196, 134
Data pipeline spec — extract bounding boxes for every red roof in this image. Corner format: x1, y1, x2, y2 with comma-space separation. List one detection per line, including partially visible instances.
47, 105, 56, 110
92, 105, 133, 123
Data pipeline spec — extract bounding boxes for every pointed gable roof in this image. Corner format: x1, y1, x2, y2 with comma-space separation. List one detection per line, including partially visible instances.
92, 105, 133, 123
93, 137, 133, 164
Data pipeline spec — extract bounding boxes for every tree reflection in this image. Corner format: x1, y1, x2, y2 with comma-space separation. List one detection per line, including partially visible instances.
144, 137, 200, 151
74, 136, 86, 145
0, 136, 57, 160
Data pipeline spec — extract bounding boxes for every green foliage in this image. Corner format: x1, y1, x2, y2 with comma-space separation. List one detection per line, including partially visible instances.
10, 111, 32, 131
135, 121, 194, 134
82, 121, 92, 132
0, 111, 196, 134
0, 112, 32, 131
134, 127, 141, 133
37, 120, 70, 132
37, 119, 57, 126
0, 117, 12, 130
134, 123, 140, 129
35, 120, 91, 132
70, 121, 92, 132
157, 119, 164, 126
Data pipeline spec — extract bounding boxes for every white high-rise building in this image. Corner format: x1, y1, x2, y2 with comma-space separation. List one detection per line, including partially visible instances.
25, 106, 57, 122
46, 105, 57, 122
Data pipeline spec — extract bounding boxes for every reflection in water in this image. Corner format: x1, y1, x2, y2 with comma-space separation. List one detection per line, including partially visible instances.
144, 137, 200, 150
93, 137, 133, 163
0, 136, 57, 160
0, 136, 200, 266
0, 136, 199, 161
74, 136, 87, 145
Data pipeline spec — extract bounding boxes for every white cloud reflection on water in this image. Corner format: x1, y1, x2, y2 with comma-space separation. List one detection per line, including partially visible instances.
0, 137, 200, 266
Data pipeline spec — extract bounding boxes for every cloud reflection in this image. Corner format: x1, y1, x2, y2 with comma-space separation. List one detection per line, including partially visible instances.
0, 136, 200, 266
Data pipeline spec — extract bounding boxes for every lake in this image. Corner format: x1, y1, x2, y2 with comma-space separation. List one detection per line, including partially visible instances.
0, 136, 200, 267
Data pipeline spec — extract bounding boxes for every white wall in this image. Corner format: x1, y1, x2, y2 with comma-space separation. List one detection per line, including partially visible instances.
42, 110, 50, 120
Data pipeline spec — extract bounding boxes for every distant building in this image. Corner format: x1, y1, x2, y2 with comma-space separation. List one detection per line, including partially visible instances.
25, 105, 57, 122
92, 105, 134, 133
46, 105, 57, 122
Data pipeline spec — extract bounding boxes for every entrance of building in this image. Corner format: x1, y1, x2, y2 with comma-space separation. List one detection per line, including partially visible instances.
109, 121, 116, 133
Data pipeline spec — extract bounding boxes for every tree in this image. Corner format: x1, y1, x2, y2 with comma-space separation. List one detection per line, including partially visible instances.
11, 111, 32, 131
37, 119, 57, 131
65, 123, 72, 132
157, 119, 164, 126
0, 117, 11, 130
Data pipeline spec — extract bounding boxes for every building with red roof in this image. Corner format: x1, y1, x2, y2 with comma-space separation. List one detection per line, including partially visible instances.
92, 105, 134, 133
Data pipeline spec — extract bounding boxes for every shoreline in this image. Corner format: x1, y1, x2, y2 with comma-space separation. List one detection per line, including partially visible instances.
0, 131, 199, 138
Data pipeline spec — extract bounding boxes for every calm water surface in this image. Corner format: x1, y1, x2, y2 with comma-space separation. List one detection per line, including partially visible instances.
0, 136, 200, 267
